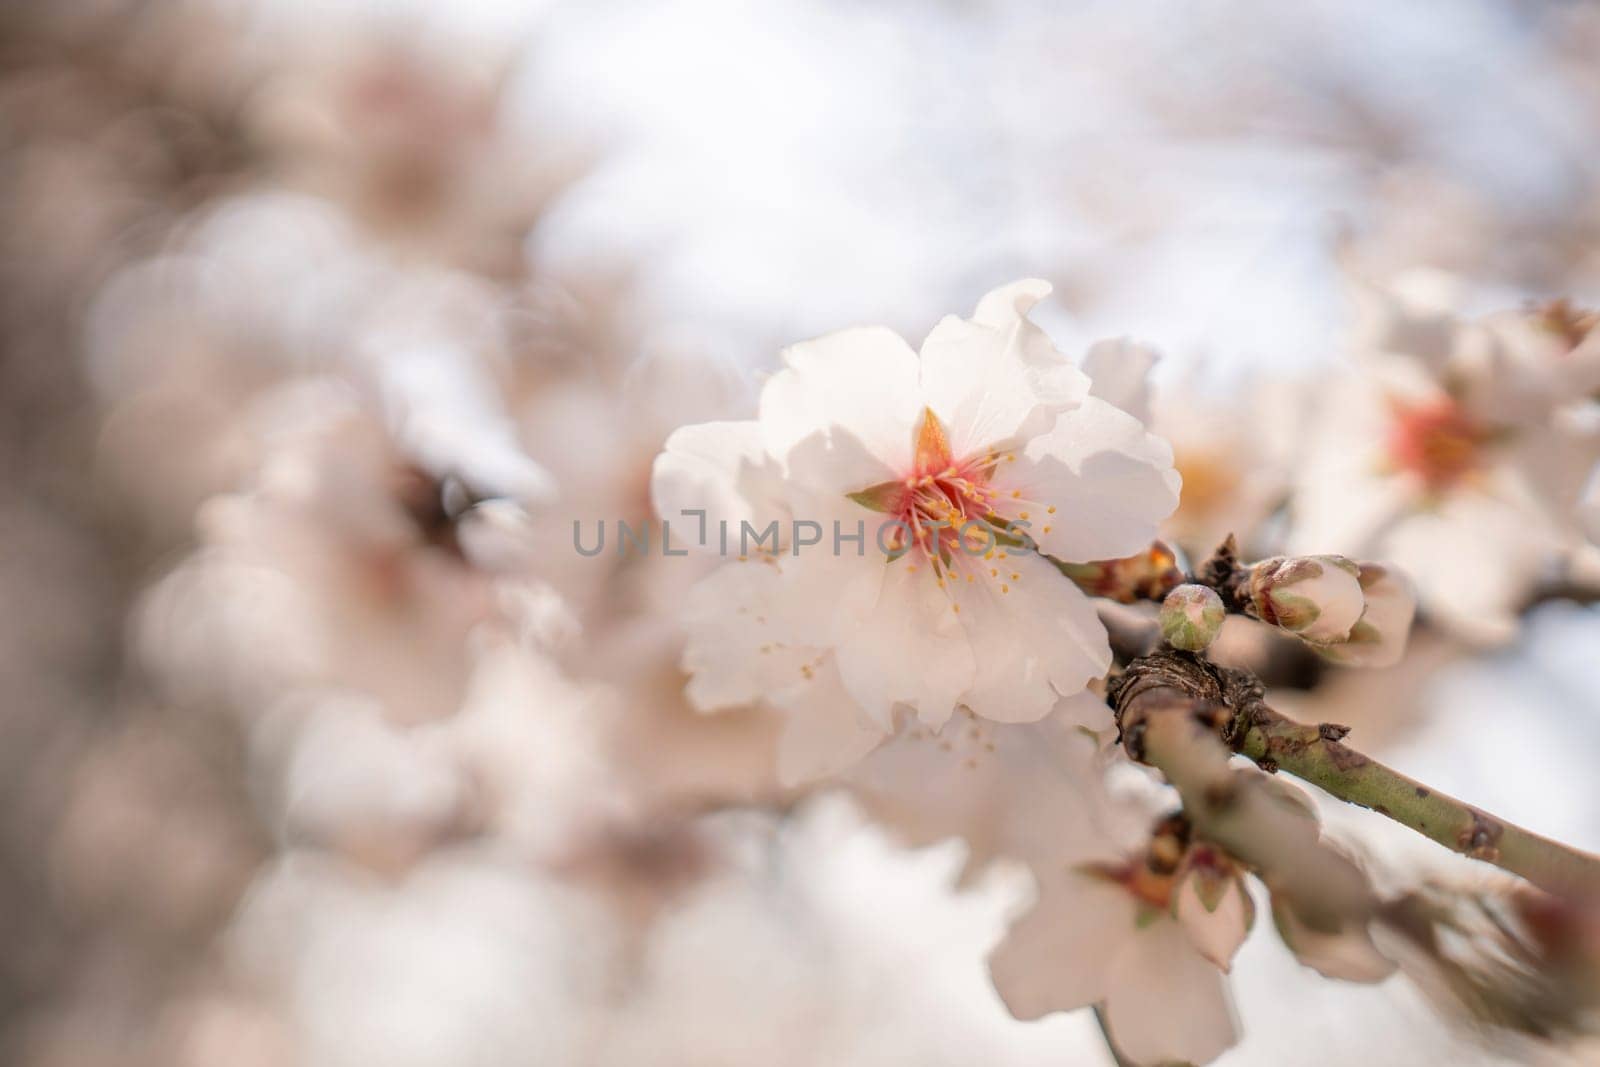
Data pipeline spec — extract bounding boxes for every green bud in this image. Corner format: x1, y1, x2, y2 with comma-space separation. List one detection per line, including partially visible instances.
1160, 583, 1226, 652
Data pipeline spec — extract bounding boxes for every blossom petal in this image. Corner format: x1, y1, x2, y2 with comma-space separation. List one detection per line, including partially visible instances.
765, 488, 893, 648
1173, 870, 1254, 972
759, 326, 923, 491
770, 656, 888, 784
970, 281, 1092, 410
919, 279, 1090, 460
1582, 464, 1600, 545
681, 562, 821, 712
1103, 921, 1241, 1067
833, 556, 976, 730
1272, 897, 1396, 983
1381, 494, 1545, 645
651, 420, 787, 552
989, 875, 1136, 1020
1318, 561, 1416, 668
949, 550, 1111, 722
990, 396, 1180, 563
1082, 337, 1159, 425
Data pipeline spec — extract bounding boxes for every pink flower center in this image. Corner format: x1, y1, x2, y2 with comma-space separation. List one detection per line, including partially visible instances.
1385, 397, 1485, 491
847, 409, 1055, 612
885, 408, 1001, 560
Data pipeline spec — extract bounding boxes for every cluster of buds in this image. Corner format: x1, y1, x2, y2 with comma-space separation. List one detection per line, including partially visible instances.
1246, 555, 1415, 666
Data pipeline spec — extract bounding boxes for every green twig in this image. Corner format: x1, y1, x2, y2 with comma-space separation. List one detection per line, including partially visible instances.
1237, 705, 1600, 901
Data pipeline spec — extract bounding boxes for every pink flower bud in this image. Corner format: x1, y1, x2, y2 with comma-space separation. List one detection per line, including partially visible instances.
1248, 555, 1365, 645
1315, 562, 1416, 668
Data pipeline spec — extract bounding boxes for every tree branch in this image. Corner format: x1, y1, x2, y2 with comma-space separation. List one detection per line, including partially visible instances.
1112, 650, 1600, 903
1236, 705, 1600, 902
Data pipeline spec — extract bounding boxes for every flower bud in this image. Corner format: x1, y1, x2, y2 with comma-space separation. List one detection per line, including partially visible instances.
1160, 584, 1225, 652
1248, 555, 1365, 645
1315, 562, 1416, 668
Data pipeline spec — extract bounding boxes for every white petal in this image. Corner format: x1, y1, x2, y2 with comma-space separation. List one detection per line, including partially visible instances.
992, 396, 1180, 563
681, 562, 820, 711
1082, 337, 1159, 425
1173, 873, 1253, 972
1103, 922, 1240, 1067
1349, 270, 1460, 371
833, 557, 976, 730
989, 874, 1136, 1020
758, 326, 923, 490
1285, 375, 1420, 559
651, 420, 787, 553
770, 656, 888, 784
949, 550, 1111, 723
1319, 561, 1417, 668
766, 487, 894, 648
969, 280, 1092, 409
919, 279, 1090, 460
1052, 687, 1115, 735
1583, 464, 1600, 545
847, 704, 1116, 871
1272, 898, 1396, 983
1381, 497, 1542, 645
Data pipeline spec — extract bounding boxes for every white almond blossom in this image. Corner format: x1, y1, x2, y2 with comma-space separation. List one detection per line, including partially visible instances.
989, 826, 1248, 1067
653, 281, 1180, 781
1289, 276, 1600, 642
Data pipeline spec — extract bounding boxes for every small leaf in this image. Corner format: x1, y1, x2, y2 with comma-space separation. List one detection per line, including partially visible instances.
1268, 591, 1321, 631
847, 480, 904, 513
